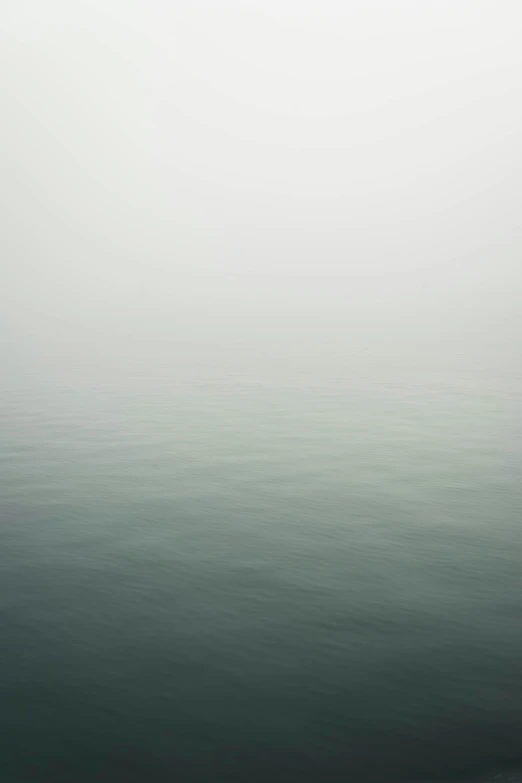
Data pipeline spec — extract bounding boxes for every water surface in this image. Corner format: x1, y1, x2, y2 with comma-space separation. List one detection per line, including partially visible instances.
1, 360, 521, 782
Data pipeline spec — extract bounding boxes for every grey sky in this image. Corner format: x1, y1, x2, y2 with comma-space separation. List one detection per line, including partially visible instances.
2, 1, 521, 369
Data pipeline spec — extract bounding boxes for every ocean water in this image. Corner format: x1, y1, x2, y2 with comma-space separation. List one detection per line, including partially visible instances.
1, 358, 521, 782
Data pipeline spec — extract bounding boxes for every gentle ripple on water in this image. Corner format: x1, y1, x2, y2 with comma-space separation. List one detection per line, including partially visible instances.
0, 368, 521, 781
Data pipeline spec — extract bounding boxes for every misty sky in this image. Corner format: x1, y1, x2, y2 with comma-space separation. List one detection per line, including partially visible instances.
2, 1, 521, 369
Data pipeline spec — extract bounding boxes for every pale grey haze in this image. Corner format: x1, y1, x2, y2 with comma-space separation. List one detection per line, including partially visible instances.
2, 0, 521, 375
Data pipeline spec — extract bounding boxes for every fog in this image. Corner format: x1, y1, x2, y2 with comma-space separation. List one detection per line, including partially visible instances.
2, 0, 521, 376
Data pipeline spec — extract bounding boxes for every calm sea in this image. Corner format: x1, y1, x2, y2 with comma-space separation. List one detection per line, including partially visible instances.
1, 357, 521, 782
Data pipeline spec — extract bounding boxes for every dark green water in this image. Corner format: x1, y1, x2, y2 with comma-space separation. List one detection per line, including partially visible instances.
1, 361, 521, 782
